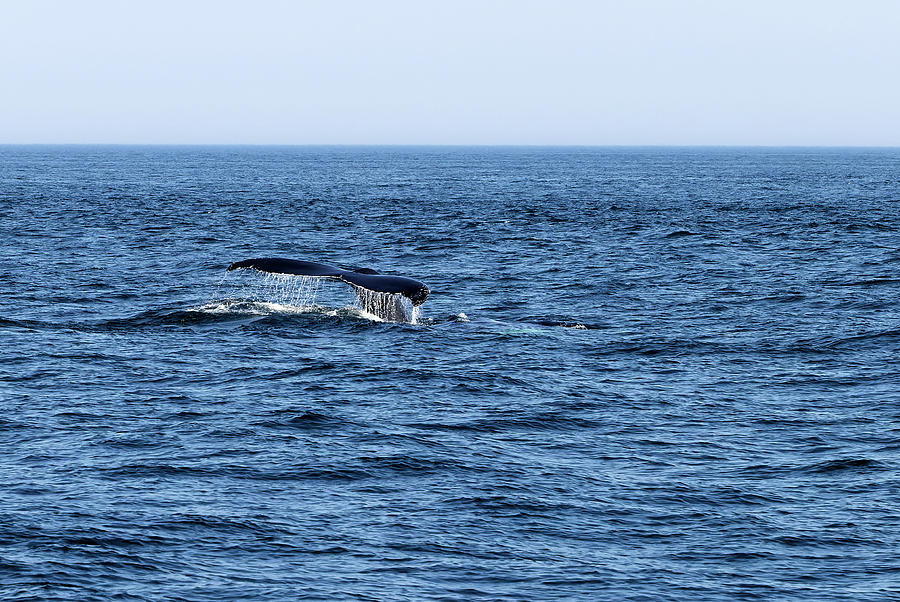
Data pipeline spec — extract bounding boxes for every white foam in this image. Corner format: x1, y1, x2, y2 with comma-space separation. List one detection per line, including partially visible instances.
193, 299, 324, 315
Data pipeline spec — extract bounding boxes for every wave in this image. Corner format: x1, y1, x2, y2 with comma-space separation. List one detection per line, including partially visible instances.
3, 296, 599, 336
849, 277, 900, 287
253, 410, 347, 431
0, 316, 53, 330
73, 300, 401, 332
827, 277, 900, 287
665, 229, 698, 238
193, 299, 369, 319
98, 463, 370, 481
406, 412, 601, 434
800, 327, 900, 351
738, 457, 888, 477
806, 458, 887, 473
523, 316, 598, 329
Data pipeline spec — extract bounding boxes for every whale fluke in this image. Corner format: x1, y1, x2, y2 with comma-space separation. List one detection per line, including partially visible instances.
228, 258, 344, 278
226, 257, 430, 321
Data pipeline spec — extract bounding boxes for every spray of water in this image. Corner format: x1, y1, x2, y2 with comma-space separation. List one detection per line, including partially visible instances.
211, 271, 325, 310
352, 286, 416, 324
260, 273, 324, 307
209, 271, 420, 323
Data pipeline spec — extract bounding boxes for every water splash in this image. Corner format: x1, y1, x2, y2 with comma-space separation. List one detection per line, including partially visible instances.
213, 271, 420, 323
352, 286, 416, 324
195, 299, 323, 315
215, 272, 325, 308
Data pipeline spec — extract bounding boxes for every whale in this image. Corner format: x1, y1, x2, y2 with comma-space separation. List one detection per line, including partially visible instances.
226, 257, 430, 322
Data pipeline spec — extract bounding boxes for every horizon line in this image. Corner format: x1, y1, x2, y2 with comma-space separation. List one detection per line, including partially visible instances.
1, 143, 898, 149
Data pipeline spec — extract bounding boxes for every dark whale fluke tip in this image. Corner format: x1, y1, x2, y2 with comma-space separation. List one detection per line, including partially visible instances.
225, 257, 430, 320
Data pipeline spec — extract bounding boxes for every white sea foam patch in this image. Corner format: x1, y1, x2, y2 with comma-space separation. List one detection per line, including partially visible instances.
193, 299, 386, 324
194, 299, 326, 315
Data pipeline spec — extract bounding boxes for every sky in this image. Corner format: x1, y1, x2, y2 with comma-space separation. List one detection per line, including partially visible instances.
1, 0, 898, 145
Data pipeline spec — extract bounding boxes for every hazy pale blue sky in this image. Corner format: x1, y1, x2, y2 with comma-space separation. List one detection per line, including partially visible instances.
2, 0, 898, 145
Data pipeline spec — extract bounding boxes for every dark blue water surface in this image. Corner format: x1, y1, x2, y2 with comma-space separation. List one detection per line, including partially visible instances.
2, 146, 899, 600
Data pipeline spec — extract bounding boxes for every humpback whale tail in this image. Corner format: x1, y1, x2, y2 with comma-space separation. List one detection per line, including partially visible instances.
226, 258, 430, 322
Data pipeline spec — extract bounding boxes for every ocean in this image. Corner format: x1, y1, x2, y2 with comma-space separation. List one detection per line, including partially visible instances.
1, 146, 898, 600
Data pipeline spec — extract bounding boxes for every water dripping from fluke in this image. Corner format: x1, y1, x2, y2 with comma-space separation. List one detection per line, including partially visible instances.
214, 259, 428, 324
351, 285, 418, 324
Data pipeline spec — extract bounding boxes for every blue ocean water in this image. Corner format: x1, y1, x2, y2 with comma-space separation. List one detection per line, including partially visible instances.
1, 146, 899, 600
